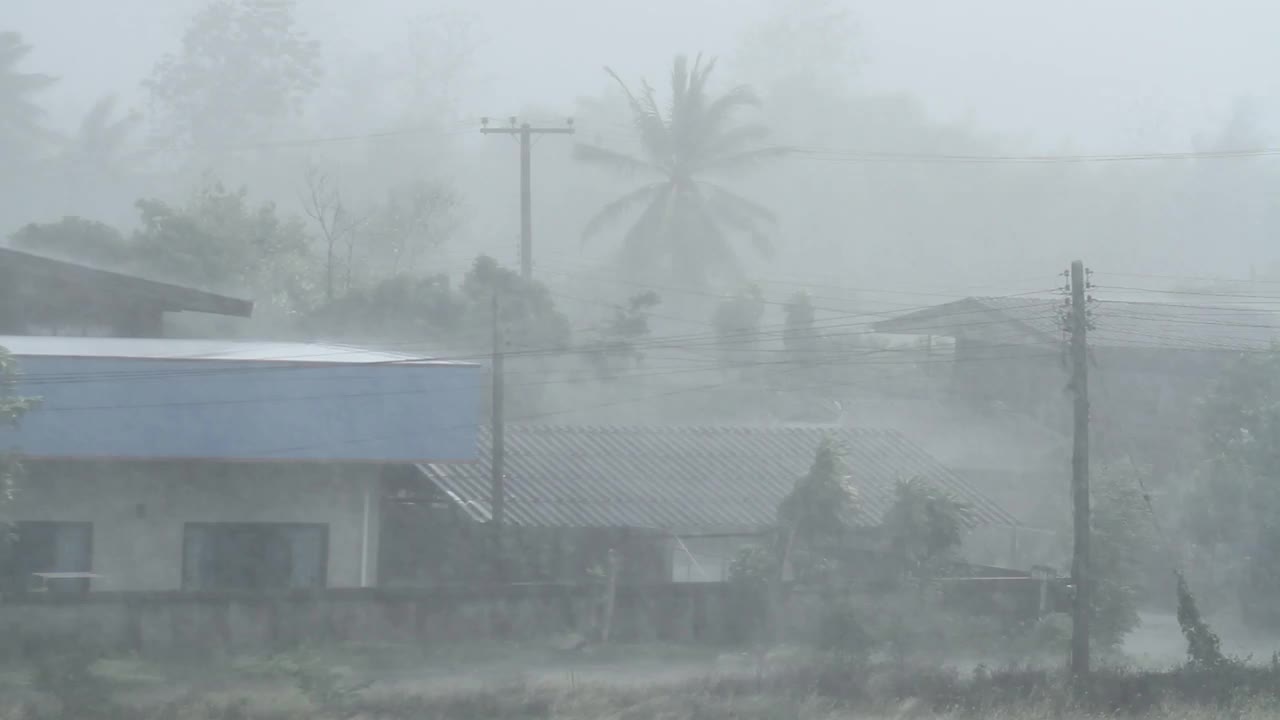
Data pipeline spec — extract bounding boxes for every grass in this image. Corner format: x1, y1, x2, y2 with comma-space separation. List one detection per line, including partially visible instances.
6, 649, 1280, 719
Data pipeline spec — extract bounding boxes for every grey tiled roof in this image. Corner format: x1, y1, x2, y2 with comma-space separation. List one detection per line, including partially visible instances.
417, 425, 1017, 532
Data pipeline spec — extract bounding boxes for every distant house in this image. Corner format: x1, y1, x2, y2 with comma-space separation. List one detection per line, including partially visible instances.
0, 249, 480, 594
873, 296, 1280, 475
393, 425, 1019, 585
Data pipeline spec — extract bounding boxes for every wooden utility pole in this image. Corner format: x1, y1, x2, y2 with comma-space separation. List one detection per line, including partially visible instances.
1068, 259, 1092, 681
490, 289, 507, 581
480, 117, 575, 280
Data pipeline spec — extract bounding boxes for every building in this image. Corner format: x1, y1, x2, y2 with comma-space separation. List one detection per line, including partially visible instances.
873, 296, 1280, 475
389, 425, 1020, 586
0, 245, 253, 337
0, 248, 480, 593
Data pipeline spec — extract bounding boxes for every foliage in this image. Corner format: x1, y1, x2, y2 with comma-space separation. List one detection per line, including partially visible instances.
25, 638, 113, 719
9, 216, 136, 267
712, 284, 766, 370
782, 291, 819, 361
131, 180, 317, 314
361, 178, 460, 279
777, 437, 855, 584
576, 54, 780, 286
1084, 464, 1150, 647
1184, 350, 1280, 628
0, 32, 57, 162
585, 291, 661, 380
881, 477, 971, 584
60, 95, 146, 177
1176, 570, 1228, 668
1, 347, 34, 516
304, 272, 461, 341
144, 0, 321, 148
462, 255, 572, 353
269, 652, 371, 713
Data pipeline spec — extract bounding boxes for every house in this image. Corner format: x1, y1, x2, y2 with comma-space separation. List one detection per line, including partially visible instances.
0, 245, 253, 337
0, 248, 480, 594
388, 425, 1020, 586
872, 296, 1280, 476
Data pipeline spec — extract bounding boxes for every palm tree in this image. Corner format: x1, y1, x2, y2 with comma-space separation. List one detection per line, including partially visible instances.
0, 32, 57, 160
63, 95, 147, 176
576, 54, 782, 287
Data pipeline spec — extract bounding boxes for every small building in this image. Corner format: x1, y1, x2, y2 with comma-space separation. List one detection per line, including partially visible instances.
0, 336, 479, 593
873, 296, 1280, 475
0, 245, 253, 337
0, 248, 481, 594
388, 425, 1019, 586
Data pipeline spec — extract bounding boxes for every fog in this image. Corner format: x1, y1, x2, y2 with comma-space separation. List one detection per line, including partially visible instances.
10, 1, 1280, 290
7, 2, 1280, 715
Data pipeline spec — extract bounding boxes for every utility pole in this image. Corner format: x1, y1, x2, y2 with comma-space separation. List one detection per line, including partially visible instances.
480, 116, 575, 280
1068, 259, 1092, 682
490, 288, 506, 582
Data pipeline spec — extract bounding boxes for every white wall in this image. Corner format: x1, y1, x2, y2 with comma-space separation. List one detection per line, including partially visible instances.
7, 460, 382, 591
670, 536, 759, 583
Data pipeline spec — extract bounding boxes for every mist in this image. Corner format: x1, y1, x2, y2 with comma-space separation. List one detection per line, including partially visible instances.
6, 1, 1280, 716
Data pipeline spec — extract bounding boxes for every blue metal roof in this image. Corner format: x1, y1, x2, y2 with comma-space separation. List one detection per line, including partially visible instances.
1, 337, 480, 463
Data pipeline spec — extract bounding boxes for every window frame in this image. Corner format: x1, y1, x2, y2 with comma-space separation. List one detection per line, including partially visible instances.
180, 522, 329, 592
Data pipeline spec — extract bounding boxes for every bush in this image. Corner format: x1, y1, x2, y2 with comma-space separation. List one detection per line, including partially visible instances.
25, 639, 114, 719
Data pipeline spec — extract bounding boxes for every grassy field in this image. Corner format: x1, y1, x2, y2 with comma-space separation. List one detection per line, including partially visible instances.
4, 641, 1280, 719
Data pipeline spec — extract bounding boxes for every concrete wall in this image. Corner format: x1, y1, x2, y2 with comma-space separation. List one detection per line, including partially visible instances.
0, 584, 745, 659
8, 461, 381, 591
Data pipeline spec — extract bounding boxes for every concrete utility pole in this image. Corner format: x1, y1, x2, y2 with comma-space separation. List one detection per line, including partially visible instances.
490, 288, 506, 581
480, 117, 575, 280
1068, 260, 1092, 682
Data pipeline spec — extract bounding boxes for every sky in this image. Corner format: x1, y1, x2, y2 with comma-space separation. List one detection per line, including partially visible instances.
10, 0, 1280, 150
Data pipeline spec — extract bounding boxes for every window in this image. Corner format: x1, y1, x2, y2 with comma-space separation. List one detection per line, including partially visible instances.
0, 522, 93, 593
182, 523, 327, 591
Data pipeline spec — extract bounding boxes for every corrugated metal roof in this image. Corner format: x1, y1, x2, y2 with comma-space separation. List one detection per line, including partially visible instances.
0, 336, 470, 366
874, 296, 1280, 351
0, 245, 253, 318
418, 425, 1017, 532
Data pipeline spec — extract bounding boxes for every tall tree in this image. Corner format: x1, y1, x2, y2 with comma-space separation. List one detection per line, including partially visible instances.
131, 180, 317, 315
61, 95, 146, 177
144, 0, 321, 148
9, 217, 134, 268
0, 32, 56, 162
576, 54, 781, 287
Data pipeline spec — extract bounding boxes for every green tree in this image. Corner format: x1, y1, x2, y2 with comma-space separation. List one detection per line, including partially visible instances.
585, 291, 661, 380
882, 477, 971, 584
303, 272, 461, 342
576, 54, 780, 287
61, 95, 146, 177
9, 217, 135, 268
131, 180, 317, 314
0, 32, 56, 162
1088, 465, 1149, 647
783, 291, 819, 359
1, 347, 35, 515
712, 284, 766, 370
144, 0, 321, 148
461, 255, 571, 353
1184, 350, 1280, 628
777, 437, 855, 583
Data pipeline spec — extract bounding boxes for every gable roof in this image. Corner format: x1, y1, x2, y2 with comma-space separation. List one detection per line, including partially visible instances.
873, 296, 1280, 351
0, 246, 253, 318
417, 425, 1017, 533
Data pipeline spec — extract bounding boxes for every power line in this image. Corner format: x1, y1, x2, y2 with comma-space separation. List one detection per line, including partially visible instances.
783, 145, 1280, 164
